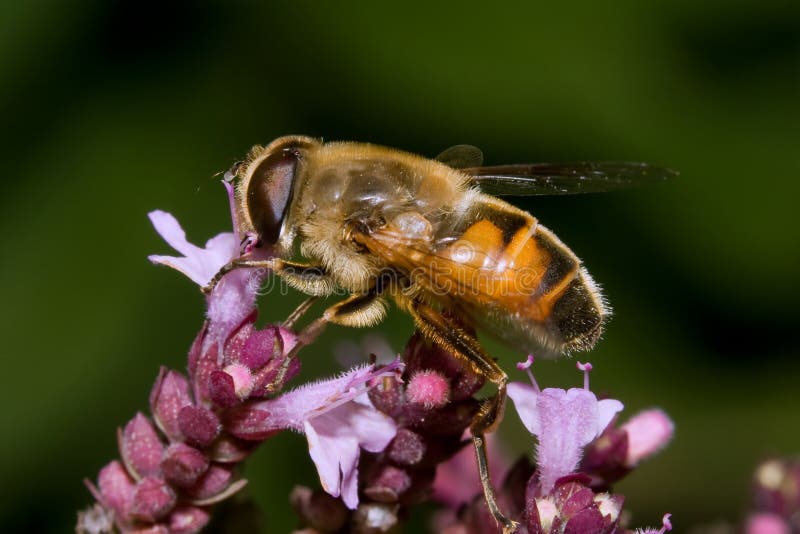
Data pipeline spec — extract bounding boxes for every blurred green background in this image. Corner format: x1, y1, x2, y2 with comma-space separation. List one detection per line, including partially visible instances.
2, 1, 798, 532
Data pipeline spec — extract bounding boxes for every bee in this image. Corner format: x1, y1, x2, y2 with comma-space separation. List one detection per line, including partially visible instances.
209, 135, 672, 531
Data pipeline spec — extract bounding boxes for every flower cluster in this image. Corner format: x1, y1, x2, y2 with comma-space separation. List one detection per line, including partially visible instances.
434, 356, 675, 533
290, 330, 489, 532
78, 188, 402, 533
78, 182, 679, 533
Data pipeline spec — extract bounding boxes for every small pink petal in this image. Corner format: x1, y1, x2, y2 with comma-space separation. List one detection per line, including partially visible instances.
621, 409, 674, 466
507, 382, 541, 435
597, 398, 625, 433
508, 383, 623, 494
147, 210, 237, 287
223, 363, 255, 399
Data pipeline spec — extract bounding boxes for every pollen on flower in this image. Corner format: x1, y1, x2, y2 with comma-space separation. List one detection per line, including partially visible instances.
406, 369, 451, 408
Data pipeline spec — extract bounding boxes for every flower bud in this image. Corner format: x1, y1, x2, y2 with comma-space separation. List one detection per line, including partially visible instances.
161, 443, 209, 488
120, 413, 164, 479
96, 460, 135, 519
130, 476, 176, 522
168, 505, 211, 534
406, 370, 451, 409
387, 429, 425, 466
150, 369, 192, 442
178, 406, 221, 447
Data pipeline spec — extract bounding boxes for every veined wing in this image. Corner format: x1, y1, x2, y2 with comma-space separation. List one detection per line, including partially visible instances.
464, 161, 676, 196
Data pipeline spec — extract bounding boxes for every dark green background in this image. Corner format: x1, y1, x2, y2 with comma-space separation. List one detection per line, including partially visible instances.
2, 1, 798, 532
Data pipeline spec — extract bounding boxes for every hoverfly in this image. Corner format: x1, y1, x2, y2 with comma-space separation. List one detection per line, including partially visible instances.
207, 136, 672, 531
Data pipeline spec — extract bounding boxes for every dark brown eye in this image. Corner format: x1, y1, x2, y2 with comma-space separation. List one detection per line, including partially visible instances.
246, 147, 299, 245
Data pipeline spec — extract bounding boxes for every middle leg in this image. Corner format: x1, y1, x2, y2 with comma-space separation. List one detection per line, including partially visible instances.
404, 299, 517, 533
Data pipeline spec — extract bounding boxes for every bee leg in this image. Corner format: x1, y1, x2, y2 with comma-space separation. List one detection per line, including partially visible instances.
406, 301, 518, 533
282, 296, 319, 330
203, 258, 333, 296
265, 290, 387, 394
203, 257, 277, 294
270, 260, 334, 296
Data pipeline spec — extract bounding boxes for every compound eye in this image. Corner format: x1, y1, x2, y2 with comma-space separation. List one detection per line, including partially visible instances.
245, 147, 299, 245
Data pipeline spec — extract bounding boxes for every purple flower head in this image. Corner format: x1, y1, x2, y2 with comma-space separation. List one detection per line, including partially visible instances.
508, 357, 624, 495
230, 359, 404, 509
147, 182, 268, 347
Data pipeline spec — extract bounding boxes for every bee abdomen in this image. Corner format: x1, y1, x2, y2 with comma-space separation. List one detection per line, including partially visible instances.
523, 226, 608, 352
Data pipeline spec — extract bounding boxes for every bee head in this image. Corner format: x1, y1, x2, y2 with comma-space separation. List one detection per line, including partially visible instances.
236, 135, 316, 247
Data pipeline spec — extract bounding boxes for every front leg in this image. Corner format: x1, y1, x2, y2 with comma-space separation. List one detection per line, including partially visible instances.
204, 258, 334, 296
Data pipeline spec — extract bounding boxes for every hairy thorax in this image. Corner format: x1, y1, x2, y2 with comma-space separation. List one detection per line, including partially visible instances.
284, 142, 474, 293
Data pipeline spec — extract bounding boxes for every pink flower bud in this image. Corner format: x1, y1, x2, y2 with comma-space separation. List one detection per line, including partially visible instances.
96, 460, 135, 519
185, 464, 234, 502
406, 370, 451, 409
207, 370, 238, 407
178, 406, 221, 447
191, 342, 220, 403
364, 465, 412, 501
621, 409, 674, 466
120, 413, 164, 479
387, 428, 425, 466
208, 435, 256, 463
168, 506, 211, 534
746, 512, 790, 534
130, 476, 176, 522
150, 370, 193, 442
161, 443, 210, 488
240, 326, 280, 369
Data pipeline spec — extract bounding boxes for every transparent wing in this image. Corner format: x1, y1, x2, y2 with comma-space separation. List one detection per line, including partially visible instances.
435, 144, 484, 169
465, 162, 677, 196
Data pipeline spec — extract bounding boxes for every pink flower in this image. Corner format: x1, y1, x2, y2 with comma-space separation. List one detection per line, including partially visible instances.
147, 182, 267, 347
746, 513, 790, 534
432, 432, 509, 508
621, 408, 674, 467
230, 360, 404, 509
507, 357, 623, 494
